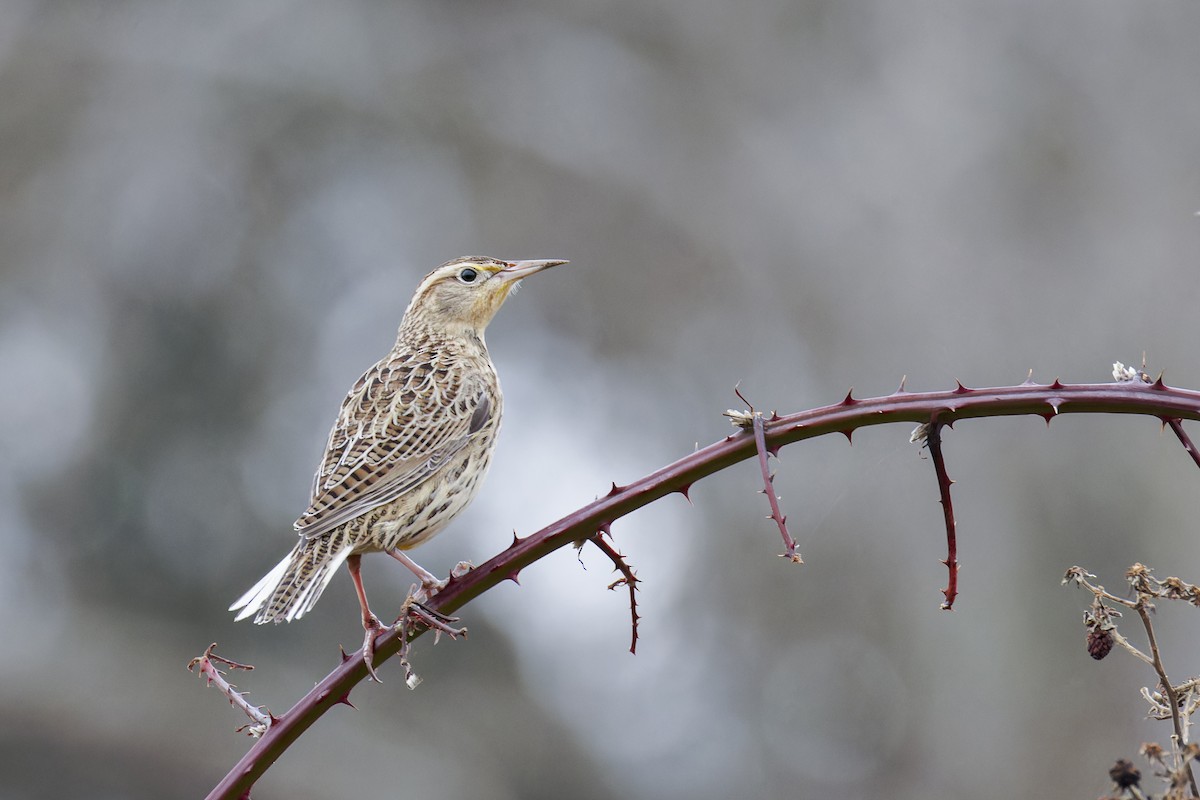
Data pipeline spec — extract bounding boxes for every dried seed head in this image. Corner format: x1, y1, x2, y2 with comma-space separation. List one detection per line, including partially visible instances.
1139, 742, 1165, 764
1108, 758, 1141, 789
1087, 628, 1114, 660
1161, 575, 1193, 601
723, 408, 757, 429
1125, 563, 1154, 596
1062, 565, 1093, 586
1113, 361, 1140, 382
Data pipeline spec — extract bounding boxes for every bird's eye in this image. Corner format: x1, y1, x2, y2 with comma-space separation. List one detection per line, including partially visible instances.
458, 268, 479, 284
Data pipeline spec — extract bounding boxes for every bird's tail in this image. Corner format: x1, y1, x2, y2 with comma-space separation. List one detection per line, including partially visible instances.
229, 535, 354, 624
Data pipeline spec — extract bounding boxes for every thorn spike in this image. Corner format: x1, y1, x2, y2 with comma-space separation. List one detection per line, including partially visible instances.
841, 388, 858, 405
953, 380, 970, 394
507, 570, 521, 584
839, 429, 854, 444
895, 375, 908, 394
677, 483, 692, 502
1050, 378, 1064, 390
1021, 368, 1035, 386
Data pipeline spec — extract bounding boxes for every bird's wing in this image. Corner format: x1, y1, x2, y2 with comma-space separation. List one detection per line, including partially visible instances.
294, 357, 493, 540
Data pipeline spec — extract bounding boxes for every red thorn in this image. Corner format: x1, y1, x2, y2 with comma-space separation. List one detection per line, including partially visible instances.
841, 388, 858, 405
1153, 374, 1168, 390
510, 530, 523, 548
339, 645, 351, 663
597, 522, 612, 537
507, 570, 522, 584
1050, 378, 1064, 390
839, 429, 854, 444
953, 380, 970, 394
607, 482, 625, 497
769, 411, 781, 422
767, 445, 781, 457
1040, 412, 1054, 425
677, 483, 693, 502
336, 693, 357, 710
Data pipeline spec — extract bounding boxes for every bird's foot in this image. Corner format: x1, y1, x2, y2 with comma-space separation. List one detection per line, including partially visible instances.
380, 597, 467, 690
360, 613, 392, 683
396, 596, 467, 643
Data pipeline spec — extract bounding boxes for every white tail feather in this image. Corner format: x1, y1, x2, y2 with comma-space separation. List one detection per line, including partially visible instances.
287, 547, 353, 621
229, 553, 291, 620
229, 542, 354, 624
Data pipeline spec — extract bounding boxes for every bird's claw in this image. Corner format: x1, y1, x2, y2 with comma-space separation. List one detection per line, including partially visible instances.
361, 614, 391, 682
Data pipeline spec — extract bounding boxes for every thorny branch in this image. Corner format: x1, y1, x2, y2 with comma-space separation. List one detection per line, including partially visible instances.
188, 644, 272, 737
205, 371, 1200, 799
1165, 418, 1200, 471
587, 532, 640, 654
1114, 359, 1200, 473
725, 386, 803, 562
910, 411, 959, 609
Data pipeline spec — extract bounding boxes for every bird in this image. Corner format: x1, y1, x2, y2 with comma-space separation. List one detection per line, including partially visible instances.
230, 255, 567, 677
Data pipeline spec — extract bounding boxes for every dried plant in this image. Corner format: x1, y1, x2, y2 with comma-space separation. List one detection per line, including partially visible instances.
1065, 564, 1200, 800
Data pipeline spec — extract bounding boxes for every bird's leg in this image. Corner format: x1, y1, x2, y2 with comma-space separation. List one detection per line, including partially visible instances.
347, 554, 388, 682
387, 549, 447, 601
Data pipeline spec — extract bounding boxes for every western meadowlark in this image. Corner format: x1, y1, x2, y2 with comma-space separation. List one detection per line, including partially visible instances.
230, 255, 566, 675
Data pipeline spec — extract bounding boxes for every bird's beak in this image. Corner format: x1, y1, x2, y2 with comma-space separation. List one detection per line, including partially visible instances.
496, 259, 568, 282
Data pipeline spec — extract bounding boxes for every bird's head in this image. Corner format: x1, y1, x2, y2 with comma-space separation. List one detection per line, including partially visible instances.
402, 256, 567, 337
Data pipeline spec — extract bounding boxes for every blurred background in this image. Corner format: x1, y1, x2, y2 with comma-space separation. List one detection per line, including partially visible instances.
3, 1, 1200, 797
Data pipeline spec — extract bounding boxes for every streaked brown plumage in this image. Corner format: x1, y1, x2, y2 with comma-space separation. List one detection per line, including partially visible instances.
230, 256, 565, 669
